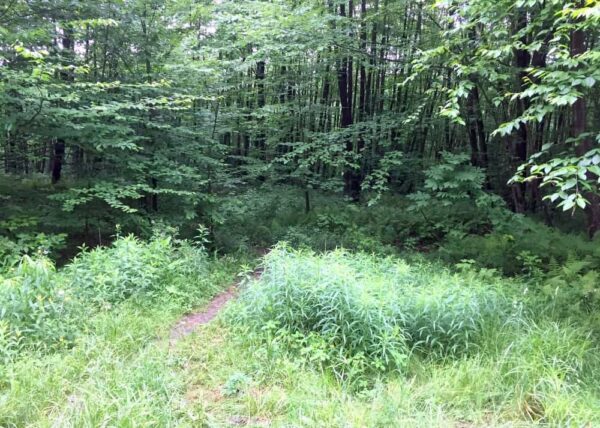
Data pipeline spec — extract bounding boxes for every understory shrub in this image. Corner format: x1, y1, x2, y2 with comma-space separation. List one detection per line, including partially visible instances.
0, 256, 82, 359
211, 186, 399, 253
0, 216, 66, 269
437, 220, 600, 319
438, 219, 600, 276
540, 259, 600, 317
209, 184, 521, 255
228, 245, 514, 382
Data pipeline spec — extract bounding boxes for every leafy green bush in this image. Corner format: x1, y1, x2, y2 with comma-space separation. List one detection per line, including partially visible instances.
0, 216, 66, 269
281, 210, 397, 254
545, 260, 600, 313
405, 152, 514, 243
229, 246, 513, 382
209, 183, 520, 256
407, 152, 486, 211
0, 233, 214, 360
209, 187, 306, 251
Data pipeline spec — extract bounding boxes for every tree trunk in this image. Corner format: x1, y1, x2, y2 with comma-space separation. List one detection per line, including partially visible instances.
510, 8, 530, 212
571, 25, 600, 237
337, 1, 361, 201
51, 139, 65, 184
52, 24, 74, 184
255, 60, 266, 159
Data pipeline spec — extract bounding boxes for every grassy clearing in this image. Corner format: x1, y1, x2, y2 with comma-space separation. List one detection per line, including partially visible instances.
2, 304, 184, 426
0, 272, 239, 427
0, 235, 241, 427
171, 317, 600, 427
2, 240, 600, 426
219, 246, 600, 426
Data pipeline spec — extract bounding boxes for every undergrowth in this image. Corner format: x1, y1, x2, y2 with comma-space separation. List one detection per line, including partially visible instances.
228, 245, 516, 385
224, 246, 600, 424
0, 232, 219, 361
2, 185, 600, 425
0, 235, 240, 427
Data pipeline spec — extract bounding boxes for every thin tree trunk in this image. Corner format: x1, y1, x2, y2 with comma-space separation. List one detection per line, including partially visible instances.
571, 24, 600, 237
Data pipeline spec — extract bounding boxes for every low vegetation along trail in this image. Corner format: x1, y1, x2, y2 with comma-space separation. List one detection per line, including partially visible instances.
169, 258, 266, 344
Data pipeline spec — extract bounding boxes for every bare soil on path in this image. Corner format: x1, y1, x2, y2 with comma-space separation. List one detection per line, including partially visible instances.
169, 260, 265, 344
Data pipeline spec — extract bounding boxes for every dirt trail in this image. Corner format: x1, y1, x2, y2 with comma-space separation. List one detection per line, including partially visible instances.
169, 262, 265, 344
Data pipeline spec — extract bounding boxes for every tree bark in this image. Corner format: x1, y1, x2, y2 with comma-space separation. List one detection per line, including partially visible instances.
255, 60, 266, 159
510, 8, 530, 212
571, 25, 600, 237
337, 1, 361, 201
51, 139, 65, 184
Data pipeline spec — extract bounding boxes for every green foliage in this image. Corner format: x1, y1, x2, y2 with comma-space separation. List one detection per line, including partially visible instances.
229, 246, 512, 384
0, 232, 214, 361
0, 214, 66, 268
513, 146, 600, 212
0, 231, 66, 269
0, 303, 204, 427
2, 0, 599, 424
222, 372, 253, 397
535, 259, 600, 317
408, 152, 486, 209
210, 186, 396, 254
0, 256, 81, 359
210, 184, 520, 256
65, 233, 210, 305
405, 153, 514, 243
2, 238, 600, 426
416, 0, 600, 213
438, 218, 600, 276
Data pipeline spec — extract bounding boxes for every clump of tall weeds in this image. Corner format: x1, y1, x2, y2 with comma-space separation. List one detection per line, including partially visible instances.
229, 244, 513, 384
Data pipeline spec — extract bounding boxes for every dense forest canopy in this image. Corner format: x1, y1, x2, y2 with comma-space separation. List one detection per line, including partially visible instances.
1, 0, 599, 246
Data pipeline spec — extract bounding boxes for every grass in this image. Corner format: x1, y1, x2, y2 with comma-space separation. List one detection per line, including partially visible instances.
169, 318, 600, 427
2, 304, 184, 426
2, 239, 600, 426
228, 246, 515, 378
221, 246, 600, 426
0, 241, 242, 427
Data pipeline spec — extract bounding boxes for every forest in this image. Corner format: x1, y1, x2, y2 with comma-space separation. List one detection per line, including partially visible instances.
1, 0, 600, 426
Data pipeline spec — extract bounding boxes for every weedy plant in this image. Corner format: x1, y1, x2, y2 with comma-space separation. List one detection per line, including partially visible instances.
64, 234, 211, 306
0, 256, 82, 359
228, 245, 514, 385
0, 232, 214, 361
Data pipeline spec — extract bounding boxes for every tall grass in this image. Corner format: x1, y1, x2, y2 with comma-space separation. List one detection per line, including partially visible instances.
178, 318, 600, 426
224, 246, 600, 424
0, 233, 219, 360
2, 236, 599, 426
0, 239, 240, 427
229, 245, 514, 380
